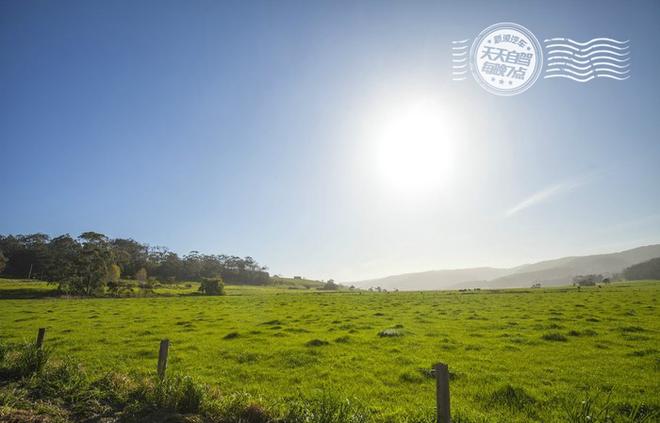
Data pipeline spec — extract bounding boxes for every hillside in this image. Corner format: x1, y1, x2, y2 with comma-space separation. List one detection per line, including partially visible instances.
353, 244, 660, 291
355, 267, 511, 291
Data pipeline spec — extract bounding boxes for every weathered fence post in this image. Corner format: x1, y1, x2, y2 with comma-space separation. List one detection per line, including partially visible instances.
157, 339, 169, 379
36, 328, 46, 349
434, 362, 451, 423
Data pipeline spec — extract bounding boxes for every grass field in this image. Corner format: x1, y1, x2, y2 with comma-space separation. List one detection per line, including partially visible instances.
0, 279, 658, 422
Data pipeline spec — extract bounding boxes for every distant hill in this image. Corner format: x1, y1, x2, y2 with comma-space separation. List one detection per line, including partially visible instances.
353, 244, 660, 291
269, 276, 325, 289
355, 267, 511, 291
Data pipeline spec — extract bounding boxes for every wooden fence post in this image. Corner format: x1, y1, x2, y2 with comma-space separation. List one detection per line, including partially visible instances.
36, 328, 46, 349
157, 339, 169, 379
434, 362, 451, 423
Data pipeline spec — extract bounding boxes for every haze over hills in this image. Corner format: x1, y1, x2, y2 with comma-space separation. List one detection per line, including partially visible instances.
353, 244, 660, 291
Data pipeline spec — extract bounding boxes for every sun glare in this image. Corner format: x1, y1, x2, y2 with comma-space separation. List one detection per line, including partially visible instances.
371, 99, 455, 196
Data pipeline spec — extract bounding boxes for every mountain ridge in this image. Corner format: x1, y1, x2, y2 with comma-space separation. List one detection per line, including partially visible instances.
352, 244, 660, 291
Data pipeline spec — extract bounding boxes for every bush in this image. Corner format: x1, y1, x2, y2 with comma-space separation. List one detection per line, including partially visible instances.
199, 277, 225, 296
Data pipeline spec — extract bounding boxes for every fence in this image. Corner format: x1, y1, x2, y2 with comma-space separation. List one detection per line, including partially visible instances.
33, 327, 453, 423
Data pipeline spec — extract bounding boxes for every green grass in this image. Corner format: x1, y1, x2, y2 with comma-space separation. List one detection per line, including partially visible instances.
0, 278, 658, 422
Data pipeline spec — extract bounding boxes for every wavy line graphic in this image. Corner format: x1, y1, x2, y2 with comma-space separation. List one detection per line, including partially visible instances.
543, 37, 630, 82
547, 60, 629, 70
545, 43, 629, 52
451, 40, 470, 81
545, 67, 629, 77
545, 74, 630, 82
544, 37, 629, 46
546, 49, 629, 59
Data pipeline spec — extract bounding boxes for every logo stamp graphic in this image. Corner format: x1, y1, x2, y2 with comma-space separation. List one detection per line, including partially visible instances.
469, 22, 543, 96
451, 23, 630, 94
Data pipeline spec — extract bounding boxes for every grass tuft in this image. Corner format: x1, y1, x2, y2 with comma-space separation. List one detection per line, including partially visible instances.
378, 328, 404, 337
223, 331, 240, 340
541, 332, 568, 342
486, 384, 536, 413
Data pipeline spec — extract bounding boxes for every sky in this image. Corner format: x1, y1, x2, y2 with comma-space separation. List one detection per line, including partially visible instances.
1, 0, 660, 282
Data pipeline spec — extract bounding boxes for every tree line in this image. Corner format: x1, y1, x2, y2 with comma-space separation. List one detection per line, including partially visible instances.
0, 232, 269, 295
623, 257, 660, 281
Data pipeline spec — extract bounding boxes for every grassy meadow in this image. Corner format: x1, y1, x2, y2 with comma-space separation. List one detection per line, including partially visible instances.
0, 279, 658, 422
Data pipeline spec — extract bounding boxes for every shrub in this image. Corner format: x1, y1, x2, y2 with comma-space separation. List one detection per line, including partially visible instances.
199, 277, 225, 296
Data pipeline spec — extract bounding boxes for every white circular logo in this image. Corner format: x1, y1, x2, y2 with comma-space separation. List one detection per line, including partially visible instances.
470, 22, 543, 96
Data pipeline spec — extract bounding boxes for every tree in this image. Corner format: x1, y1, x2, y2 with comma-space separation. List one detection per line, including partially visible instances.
108, 264, 121, 282
59, 234, 114, 295
572, 274, 602, 287
0, 233, 50, 279
0, 231, 272, 292
0, 250, 6, 274
135, 267, 148, 282
111, 238, 148, 277
44, 235, 80, 285
321, 279, 339, 290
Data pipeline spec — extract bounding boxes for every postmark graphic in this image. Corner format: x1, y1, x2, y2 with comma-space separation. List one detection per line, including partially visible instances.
469, 22, 543, 96
543, 37, 630, 82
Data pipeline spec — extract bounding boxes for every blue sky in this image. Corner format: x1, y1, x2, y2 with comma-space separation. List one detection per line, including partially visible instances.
1, 0, 659, 281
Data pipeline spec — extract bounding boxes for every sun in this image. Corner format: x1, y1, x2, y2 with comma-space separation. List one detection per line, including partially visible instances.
371, 99, 455, 196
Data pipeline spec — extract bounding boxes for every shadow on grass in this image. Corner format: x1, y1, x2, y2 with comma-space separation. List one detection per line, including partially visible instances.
0, 287, 60, 300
